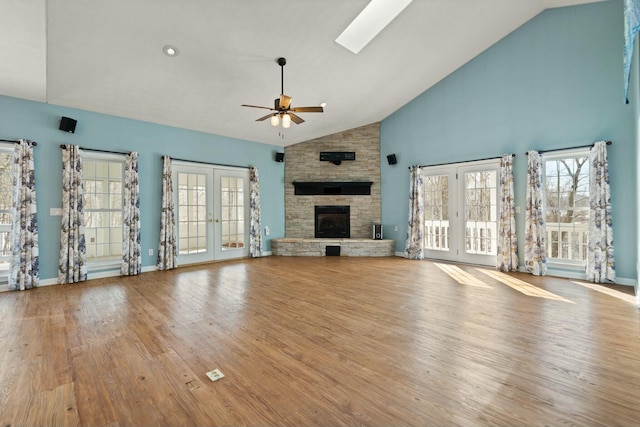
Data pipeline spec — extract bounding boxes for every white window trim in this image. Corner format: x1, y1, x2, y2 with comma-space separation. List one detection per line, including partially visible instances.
541, 147, 590, 270
0, 144, 13, 281
82, 151, 126, 270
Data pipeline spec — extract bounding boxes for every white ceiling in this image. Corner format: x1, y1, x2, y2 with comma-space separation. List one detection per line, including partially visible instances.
1, 0, 602, 147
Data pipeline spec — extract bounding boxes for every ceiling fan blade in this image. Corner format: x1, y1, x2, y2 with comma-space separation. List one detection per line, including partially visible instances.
288, 112, 305, 124
256, 113, 275, 122
241, 104, 274, 110
290, 106, 324, 113
280, 94, 292, 109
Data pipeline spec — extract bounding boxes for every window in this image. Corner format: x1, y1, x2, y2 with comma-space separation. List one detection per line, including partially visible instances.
424, 174, 449, 251
0, 147, 12, 271
177, 172, 207, 255
220, 176, 245, 249
543, 150, 589, 264
464, 170, 498, 255
82, 155, 124, 263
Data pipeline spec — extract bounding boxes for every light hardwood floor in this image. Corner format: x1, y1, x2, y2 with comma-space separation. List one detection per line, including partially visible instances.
0, 256, 639, 426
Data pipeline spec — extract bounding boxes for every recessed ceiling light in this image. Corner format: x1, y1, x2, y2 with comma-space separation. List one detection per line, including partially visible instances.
163, 45, 179, 57
320, 102, 327, 108
335, 0, 413, 54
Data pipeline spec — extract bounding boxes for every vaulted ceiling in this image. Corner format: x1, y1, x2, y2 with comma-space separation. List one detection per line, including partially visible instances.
1, 0, 602, 146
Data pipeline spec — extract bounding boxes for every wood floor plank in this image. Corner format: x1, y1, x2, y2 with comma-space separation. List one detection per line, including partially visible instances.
0, 256, 639, 426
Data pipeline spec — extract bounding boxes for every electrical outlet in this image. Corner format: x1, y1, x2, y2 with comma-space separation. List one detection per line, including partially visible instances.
148, 249, 153, 256
206, 368, 224, 382
393, 226, 398, 232
265, 226, 270, 236
515, 206, 521, 214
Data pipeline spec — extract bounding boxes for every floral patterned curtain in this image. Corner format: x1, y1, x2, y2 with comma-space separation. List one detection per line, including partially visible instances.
157, 156, 176, 270
59, 144, 87, 284
586, 141, 615, 283
121, 152, 141, 275
497, 154, 518, 272
249, 166, 262, 258
524, 151, 547, 276
9, 139, 39, 291
405, 165, 425, 260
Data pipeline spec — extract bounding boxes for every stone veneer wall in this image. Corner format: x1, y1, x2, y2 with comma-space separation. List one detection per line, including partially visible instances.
284, 122, 381, 238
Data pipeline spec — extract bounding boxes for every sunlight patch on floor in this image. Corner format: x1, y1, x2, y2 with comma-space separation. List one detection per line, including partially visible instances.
434, 263, 492, 288
571, 281, 637, 304
477, 269, 574, 303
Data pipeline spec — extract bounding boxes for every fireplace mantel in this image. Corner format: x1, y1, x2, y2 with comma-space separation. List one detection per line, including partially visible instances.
293, 181, 373, 196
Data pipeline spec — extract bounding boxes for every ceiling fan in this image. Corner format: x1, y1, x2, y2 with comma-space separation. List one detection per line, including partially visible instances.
242, 57, 324, 128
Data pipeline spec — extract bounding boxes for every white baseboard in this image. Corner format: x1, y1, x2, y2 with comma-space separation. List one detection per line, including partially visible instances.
517, 265, 636, 287
395, 251, 405, 257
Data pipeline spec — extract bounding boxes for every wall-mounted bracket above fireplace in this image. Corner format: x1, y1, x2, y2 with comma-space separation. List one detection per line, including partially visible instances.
293, 181, 372, 196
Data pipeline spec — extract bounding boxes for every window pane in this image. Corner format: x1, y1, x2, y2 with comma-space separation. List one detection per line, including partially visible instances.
83, 158, 125, 262
544, 154, 589, 262
423, 175, 449, 251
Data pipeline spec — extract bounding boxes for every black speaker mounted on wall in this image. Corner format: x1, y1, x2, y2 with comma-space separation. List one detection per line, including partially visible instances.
59, 117, 77, 133
275, 152, 285, 162
387, 154, 397, 165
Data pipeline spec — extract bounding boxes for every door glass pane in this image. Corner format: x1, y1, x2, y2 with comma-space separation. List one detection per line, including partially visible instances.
464, 171, 497, 255
220, 175, 245, 250
177, 172, 208, 254
423, 175, 449, 251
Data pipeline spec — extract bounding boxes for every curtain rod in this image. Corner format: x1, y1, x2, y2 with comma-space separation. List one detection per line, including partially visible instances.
409, 153, 515, 170
525, 140, 612, 155
0, 139, 37, 146
170, 156, 250, 169
59, 144, 130, 155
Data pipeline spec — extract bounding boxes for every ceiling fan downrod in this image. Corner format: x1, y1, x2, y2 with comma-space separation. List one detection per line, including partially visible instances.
277, 57, 286, 95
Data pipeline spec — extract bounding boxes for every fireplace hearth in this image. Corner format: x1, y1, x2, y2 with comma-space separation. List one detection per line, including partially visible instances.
315, 205, 350, 238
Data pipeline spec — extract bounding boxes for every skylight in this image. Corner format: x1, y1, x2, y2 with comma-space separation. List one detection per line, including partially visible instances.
335, 0, 414, 54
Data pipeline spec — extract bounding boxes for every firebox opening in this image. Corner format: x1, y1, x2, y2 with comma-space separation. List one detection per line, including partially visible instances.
315, 205, 350, 238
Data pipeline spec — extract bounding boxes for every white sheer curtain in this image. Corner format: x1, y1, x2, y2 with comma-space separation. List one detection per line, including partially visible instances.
496, 154, 518, 272
405, 166, 424, 260
59, 144, 88, 284
524, 151, 547, 276
249, 166, 262, 258
157, 156, 176, 270
121, 152, 141, 275
9, 139, 39, 290
586, 141, 615, 283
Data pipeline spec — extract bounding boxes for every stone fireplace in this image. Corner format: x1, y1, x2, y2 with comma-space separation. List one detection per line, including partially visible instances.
274, 122, 393, 256
283, 123, 381, 239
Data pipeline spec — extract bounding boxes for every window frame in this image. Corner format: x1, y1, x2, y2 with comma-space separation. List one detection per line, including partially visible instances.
541, 147, 590, 270
81, 151, 125, 269
0, 144, 13, 277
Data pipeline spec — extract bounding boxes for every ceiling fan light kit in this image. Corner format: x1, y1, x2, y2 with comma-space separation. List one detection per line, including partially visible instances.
242, 57, 324, 128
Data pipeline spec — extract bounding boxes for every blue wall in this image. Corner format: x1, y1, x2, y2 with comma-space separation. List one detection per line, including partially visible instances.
380, 0, 637, 280
0, 95, 285, 281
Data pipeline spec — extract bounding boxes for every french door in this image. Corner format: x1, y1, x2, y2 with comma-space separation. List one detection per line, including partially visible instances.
173, 163, 250, 265
423, 160, 499, 266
